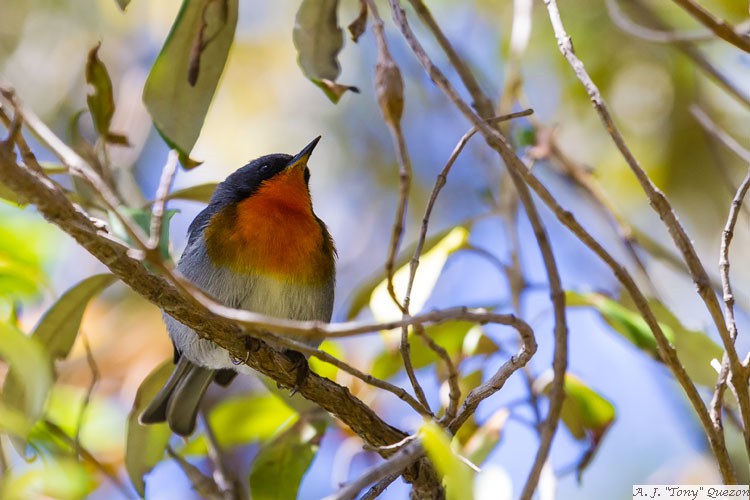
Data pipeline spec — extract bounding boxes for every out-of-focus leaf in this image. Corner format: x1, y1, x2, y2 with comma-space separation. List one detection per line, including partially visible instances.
293, 0, 357, 103
249, 417, 326, 500
370, 227, 469, 322
196, 393, 297, 451
535, 372, 615, 480
474, 464, 513, 500
420, 420, 475, 500
0, 216, 54, 302
372, 321, 474, 380
126, 361, 173, 497
462, 409, 509, 466
162, 182, 218, 204
346, 227, 464, 319
85, 43, 127, 145
462, 325, 499, 357
32, 274, 116, 360
347, 0, 367, 42
108, 208, 177, 262
45, 385, 125, 455
0, 181, 27, 206
566, 291, 669, 356
0, 459, 97, 500
514, 126, 536, 148
0, 322, 53, 426
308, 340, 344, 380
374, 27, 403, 128
635, 298, 724, 388
569, 291, 724, 387
143, 0, 238, 167
115, 0, 131, 11
0, 402, 33, 438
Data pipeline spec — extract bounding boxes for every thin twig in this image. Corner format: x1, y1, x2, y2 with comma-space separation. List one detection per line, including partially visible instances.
361, 474, 400, 500
201, 411, 240, 500
384, 0, 735, 488
627, 0, 750, 109
43, 420, 135, 499
325, 442, 424, 500
670, 0, 750, 53
607, 0, 719, 43
74, 335, 99, 457
691, 106, 750, 163
367, 0, 431, 414
712, 166, 750, 451
543, 0, 750, 473
390, 4, 569, 498
149, 150, 179, 251
167, 446, 224, 500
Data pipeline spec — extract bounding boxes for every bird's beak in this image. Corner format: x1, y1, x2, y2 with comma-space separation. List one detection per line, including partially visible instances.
287, 136, 321, 170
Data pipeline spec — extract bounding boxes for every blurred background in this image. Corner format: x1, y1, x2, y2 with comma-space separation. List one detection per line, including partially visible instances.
1, 0, 749, 498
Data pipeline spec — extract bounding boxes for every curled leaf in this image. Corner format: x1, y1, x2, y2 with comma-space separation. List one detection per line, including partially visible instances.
374, 26, 404, 128
86, 44, 128, 145
535, 372, 615, 481
143, 0, 238, 167
347, 0, 368, 42
293, 0, 356, 103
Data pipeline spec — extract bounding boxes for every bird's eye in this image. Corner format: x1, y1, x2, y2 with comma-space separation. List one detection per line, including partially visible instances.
259, 164, 271, 176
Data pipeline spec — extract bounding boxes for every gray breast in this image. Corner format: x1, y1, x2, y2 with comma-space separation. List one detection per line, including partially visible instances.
164, 238, 334, 372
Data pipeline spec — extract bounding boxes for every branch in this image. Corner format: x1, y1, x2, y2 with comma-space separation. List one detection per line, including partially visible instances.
543, 0, 750, 473
712, 163, 750, 456
384, 0, 736, 486
620, 0, 750, 109
670, 0, 750, 53
388, 4, 569, 498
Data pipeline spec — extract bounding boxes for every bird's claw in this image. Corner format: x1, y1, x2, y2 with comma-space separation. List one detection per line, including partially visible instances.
284, 350, 309, 396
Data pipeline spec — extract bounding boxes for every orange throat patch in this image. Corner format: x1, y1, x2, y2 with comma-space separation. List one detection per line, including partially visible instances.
204, 168, 334, 284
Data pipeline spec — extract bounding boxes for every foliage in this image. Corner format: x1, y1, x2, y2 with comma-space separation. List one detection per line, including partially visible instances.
0, 0, 748, 498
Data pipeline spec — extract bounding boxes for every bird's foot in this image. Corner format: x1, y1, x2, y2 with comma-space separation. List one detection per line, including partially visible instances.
282, 350, 309, 396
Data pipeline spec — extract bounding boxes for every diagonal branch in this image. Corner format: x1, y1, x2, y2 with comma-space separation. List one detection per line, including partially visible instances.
543, 0, 750, 469
670, 0, 750, 53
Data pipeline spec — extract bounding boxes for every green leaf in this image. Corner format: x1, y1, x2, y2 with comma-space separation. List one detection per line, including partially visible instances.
108, 208, 177, 262
0, 459, 97, 500
0, 322, 53, 425
86, 43, 126, 145
372, 321, 474, 380
566, 291, 669, 356
419, 420, 475, 500
462, 408, 509, 466
126, 361, 174, 497
568, 291, 725, 388
535, 372, 615, 480
205, 393, 298, 450
636, 298, 724, 388
0, 402, 33, 438
45, 385, 125, 455
308, 339, 344, 380
32, 274, 116, 361
293, 0, 357, 103
143, 0, 238, 167
0, 181, 27, 206
369, 227, 469, 322
346, 227, 466, 319
249, 418, 326, 500
161, 182, 218, 204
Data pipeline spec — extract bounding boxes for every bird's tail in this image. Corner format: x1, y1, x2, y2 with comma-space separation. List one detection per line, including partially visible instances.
139, 356, 215, 436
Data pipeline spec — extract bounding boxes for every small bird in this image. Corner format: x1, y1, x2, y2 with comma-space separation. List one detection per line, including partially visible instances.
140, 137, 335, 436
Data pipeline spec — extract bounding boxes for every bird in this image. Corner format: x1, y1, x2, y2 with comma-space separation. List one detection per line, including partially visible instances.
139, 137, 335, 436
